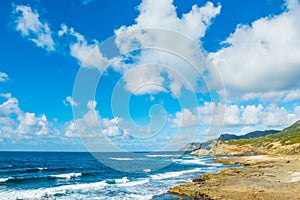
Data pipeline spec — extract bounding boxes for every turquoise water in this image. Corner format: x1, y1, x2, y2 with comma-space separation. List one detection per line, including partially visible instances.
0, 151, 230, 199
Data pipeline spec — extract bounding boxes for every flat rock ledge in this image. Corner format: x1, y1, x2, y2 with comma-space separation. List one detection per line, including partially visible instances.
169, 155, 300, 200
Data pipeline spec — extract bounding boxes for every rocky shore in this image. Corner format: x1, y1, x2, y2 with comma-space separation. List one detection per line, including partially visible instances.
169, 155, 300, 200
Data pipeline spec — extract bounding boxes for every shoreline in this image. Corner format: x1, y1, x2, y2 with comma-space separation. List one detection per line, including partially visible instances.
169, 155, 300, 199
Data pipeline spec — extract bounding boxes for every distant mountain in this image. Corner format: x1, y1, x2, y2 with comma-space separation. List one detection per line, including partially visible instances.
180, 130, 279, 152
192, 120, 300, 156
218, 130, 279, 141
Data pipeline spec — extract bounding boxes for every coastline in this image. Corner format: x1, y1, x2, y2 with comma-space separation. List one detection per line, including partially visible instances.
169, 155, 300, 200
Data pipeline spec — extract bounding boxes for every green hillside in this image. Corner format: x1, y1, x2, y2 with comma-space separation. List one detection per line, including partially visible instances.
226, 120, 300, 148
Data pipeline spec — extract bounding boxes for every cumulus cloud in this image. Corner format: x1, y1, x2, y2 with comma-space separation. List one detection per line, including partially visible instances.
65, 100, 125, 138
0, 72, 9, 82
115, 0, 220, 41
209, 0, 300, 100
12, 1, 222, 97
0, 94, 57, 139
58, 24, 111, 71
172, 102, 300, 130
63, 96, 78, 107
122, 65, 166, 95
12, 5, 110, 70
207, 102, 299, 128
172, 108, 198, 128
113, 0, 221, 96
13, 5, 55, 51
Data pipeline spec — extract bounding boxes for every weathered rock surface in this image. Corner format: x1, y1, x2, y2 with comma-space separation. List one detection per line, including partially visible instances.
169, 155, 300, 200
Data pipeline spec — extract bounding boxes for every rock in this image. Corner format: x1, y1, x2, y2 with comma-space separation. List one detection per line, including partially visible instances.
169, 155, 300, 200
190, 149, 210, 156
180, 143, 202, 151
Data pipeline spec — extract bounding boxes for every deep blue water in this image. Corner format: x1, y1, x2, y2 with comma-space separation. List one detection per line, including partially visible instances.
0, 151, 231, 199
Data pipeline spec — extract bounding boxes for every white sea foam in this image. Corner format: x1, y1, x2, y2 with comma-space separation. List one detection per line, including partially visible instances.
1, 180, 108, 199
176, 159, 206, 165
206, 162, 222, 166
115, 177, 129, 183
150, 168, 201, 180
109, 157, 134, 161
126, 194, 153, 200
50, 172, 82, 179
38, 167, 47, 171
0, 177, 10, 183
117, 178, 149, 187
143, 168, 151, 173
146, 154, 176, 158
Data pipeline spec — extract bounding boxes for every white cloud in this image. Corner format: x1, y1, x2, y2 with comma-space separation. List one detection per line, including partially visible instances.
242, 89, 300, 102
65, 100, 125, 138
283, 90, 300, 102
63, 96, 78, 107
172, 108, 198, 128
112, 0, 221, 96
0, 94, 21, 116
122, 65, 166, 95
12, 1, 222, 97
261, 104, 297, 127
209, 0, 300, 100
241, 104, 263, 125
0, 93, 12, 99
116, 0, 220, 41
196, 103, 241, 126
242, 91, 286, 102
12, 6, 110, 70
16, 112, 50, 136
58, 24, 111, 71
13, 5, 55, 51
295, 105, 300, 117
0, 72, 9, 82
175, 102, 300, 131
0, 94, 56, 138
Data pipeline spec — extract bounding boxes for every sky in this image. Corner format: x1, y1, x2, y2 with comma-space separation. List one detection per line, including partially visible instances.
0, 0, 300, 152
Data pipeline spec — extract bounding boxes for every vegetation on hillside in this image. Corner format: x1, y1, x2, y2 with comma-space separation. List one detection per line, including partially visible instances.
225, 121, 300, 147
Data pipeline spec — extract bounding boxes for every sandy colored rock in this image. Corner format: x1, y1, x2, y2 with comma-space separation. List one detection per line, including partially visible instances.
190, 149, 210, 156
169, 155, 300, 200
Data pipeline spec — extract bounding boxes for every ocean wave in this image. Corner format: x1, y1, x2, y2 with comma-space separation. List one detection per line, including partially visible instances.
117, 178, 149, 187
0, 165, 13, 170
0, 176, 47, 184
0, 167, 48, 174
173, 158, 206, 165
150, 168, 201, 180
206, 162, 223, 167
146, 154, 177, 158
126, 194, 153, 200
115, 177, 129, 183
0, 180, 108, 199
37, 167, 47, 171
143, 168, 151, 173
109, 157, 134, 161
106, 176, 129, 184
50, 172, 82, 179
0, 177, 10, 183
0, 173, 82, 184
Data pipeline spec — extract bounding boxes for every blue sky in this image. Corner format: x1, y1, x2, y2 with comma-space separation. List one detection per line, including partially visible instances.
0, 0, 300, 151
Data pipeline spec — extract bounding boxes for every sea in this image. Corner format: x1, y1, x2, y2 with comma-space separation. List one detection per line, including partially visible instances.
0, 151, 234, 199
